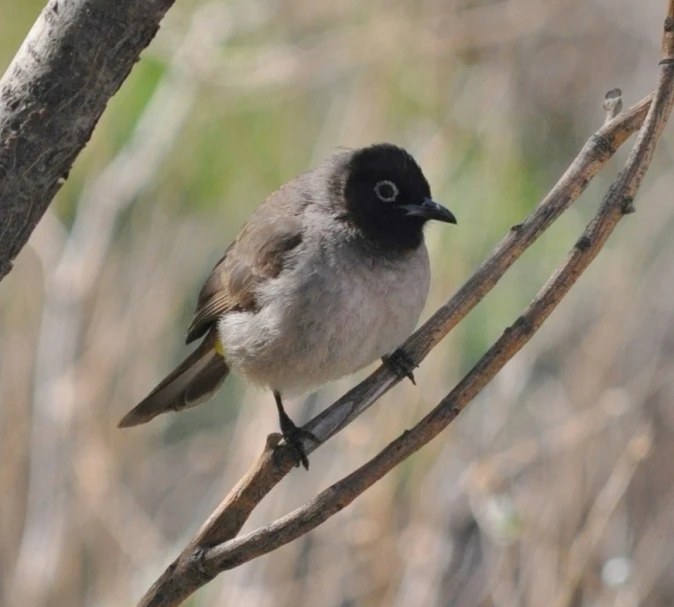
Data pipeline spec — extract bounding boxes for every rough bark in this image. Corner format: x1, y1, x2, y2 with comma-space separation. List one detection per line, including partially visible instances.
0, 0, 176, 281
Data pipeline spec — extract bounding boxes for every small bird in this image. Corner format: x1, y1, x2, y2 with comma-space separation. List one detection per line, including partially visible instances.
118, 143, 456, 468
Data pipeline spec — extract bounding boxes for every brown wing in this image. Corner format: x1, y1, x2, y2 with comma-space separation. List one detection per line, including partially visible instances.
185, 184, 306, 344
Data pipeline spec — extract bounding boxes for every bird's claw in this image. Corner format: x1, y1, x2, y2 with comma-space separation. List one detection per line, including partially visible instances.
383, 348, 417, 385
278, 413, 319, 470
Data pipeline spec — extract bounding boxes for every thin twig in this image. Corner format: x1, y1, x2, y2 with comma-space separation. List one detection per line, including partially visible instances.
603, 88, 624, 124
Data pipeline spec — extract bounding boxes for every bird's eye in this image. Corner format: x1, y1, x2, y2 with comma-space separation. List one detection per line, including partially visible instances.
374, 180, 399, 202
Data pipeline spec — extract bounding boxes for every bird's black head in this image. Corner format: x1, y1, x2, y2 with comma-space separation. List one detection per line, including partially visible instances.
341, 143, 456, 252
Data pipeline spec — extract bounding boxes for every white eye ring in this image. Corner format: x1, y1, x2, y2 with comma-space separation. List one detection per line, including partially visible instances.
374, 180, 399, 202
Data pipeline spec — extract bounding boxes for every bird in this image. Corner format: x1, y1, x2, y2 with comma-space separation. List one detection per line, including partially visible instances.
118, 143, 456, 469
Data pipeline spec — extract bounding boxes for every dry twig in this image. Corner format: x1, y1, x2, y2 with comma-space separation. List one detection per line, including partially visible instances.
136, 2, 674, 604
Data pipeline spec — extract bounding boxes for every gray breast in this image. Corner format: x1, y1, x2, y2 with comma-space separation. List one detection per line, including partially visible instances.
219, 238, 430, 395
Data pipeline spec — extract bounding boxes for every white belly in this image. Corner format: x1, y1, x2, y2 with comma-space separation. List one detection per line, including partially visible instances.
219, 243, 430, 394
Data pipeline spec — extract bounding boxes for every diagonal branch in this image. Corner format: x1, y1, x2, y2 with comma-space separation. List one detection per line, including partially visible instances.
198, 94, 651, 532
137, 3, 674, 604
136, 77, 655, 607
0, 0, 176, 282
182, 91, 654, 553
201, 45, 674, 573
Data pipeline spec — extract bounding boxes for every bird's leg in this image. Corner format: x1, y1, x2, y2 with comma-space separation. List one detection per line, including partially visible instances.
382, 348, 417, 385
273, 391, 320, 470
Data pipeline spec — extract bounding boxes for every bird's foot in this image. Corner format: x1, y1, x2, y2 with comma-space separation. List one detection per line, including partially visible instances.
383, 348, 417, 385
278, 412, 319, 470
273, 390, 320, 469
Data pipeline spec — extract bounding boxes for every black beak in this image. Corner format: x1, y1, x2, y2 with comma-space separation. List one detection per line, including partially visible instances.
403, 198, 457, 224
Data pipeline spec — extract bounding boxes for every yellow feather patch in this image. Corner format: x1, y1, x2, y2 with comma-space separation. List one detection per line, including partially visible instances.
214, 337, 226, 357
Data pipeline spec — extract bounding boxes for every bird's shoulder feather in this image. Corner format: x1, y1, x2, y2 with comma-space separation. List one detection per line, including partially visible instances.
185, 181, 307, 344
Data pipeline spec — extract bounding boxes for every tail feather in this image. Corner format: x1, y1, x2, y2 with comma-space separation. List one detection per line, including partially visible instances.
118, 331, 229, 428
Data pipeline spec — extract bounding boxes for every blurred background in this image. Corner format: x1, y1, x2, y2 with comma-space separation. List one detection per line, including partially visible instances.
2, 0, 674, 605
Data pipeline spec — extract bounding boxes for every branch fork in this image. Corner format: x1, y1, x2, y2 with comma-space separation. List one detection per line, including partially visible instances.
136, 3, 674, 602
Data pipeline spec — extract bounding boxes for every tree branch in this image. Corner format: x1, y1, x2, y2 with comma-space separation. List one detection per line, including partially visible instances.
182, 92, 652, 545
136, 57, 659, 607
136, 3, 674, 605
203, 47, 674, 572
0, 0, 176, 282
